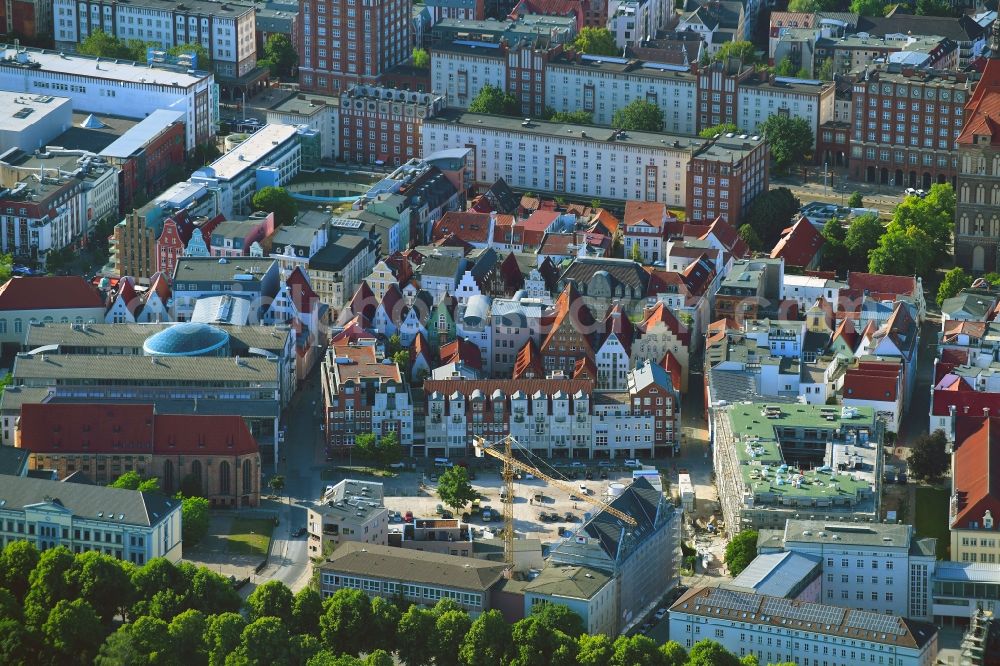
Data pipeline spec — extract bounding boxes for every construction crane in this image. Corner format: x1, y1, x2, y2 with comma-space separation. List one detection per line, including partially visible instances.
473, 434, 638, 568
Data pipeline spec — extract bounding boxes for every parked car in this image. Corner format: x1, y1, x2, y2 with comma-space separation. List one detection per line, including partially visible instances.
404, 510, 414, 523
564, 512, 577, 522
570, 462, 585, 468
292, 527, 307, 537
441, 510, 453, 519
390, 511, 402, 523
624, 459, 642, 468
482, 509, 493, 522
654, 607, 668, 621
585, 471, 593, 480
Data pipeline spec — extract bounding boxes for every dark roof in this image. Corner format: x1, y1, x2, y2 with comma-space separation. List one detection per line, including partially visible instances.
420, 253, 466, 279
856, 12, 986, 42
0, 446, 28, 476
560, 257, 650, 292
471, 178, 520, 215
583, 476, 662, 561
0, 474, 178, 526
309, 232, 373, 272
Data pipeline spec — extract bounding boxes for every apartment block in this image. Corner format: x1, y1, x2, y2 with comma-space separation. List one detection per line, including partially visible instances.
338, 85, 444, 167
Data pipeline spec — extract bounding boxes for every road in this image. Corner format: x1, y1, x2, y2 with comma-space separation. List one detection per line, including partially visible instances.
770, 175, 905, 216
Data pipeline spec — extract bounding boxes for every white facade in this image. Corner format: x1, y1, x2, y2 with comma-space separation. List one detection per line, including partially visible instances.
669, 588, 938, 666
592, 395, 654, 457
0, 92, 73, 154
267, 101, 339, 160
596, 334, 630, 390
737, 81, 834, 149
430, 48, 506, 110
783, 274, 844, 312
53, 0, 258, 79
456, 295, 493, 376
545, 59, 697, 134
490, 294, 550, 376
0, 45, 218, 151
423, 112, 695, 206
607, 0, 672, 48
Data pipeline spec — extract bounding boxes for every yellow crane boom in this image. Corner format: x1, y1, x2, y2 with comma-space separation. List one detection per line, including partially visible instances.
473, 435, 638, 567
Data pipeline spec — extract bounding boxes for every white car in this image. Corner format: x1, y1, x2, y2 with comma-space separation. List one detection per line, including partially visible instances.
654, 608, 668, 621
623, 459, 642, 468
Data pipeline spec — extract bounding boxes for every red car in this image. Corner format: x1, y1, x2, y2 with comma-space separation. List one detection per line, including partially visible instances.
404, 511, 414, 523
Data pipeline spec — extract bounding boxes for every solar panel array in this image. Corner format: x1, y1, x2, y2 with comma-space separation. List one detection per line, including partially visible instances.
703, 589, 761, 614
762, 598, 846, 627
845, 610, 904, 635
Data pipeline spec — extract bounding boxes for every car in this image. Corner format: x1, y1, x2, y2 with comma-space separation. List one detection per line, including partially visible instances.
404, 511, 414, 523
598, 461, 613, 468
564, 512, 577, 522
654, 608, 668, 621
429, 474, 439, 483
389, 461, 406, 469
390, 511, 403, 523
570, 462, 585, 468
916, 189, 926, 198
482, 509, 493, 522
292, 527, 307, 537
441, 510, 454, 519
904, 187, 916, 196
623, 459, 642, 468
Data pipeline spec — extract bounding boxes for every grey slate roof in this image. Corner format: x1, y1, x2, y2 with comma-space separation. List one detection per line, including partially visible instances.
14, 354, 279, 383
523, 564, 612, 600
783, 519, 913, 548
0, 474, 177, 526
0, 447, 28, 476
728, 551, 823, 597
420, 253, 466, 279
560, 257, 649, 292
309, 232, 373, 272
314, 479, 386, 524
582, 476, 662, 561
322, 541, 507, 591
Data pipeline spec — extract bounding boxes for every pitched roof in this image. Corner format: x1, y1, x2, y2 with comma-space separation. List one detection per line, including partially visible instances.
640, 301, 691, 347
423, 378, 594, 400
701, 215, 750, 258
378, 283, 405, 323
830, 317, 859, 351
147, 272, 171, 303
943, 320, 989, 344
470, 178, 519, 215
581, 476, 664, 560
411, 331, 431, 360
590, 209, 620, 236
931, 382, 1000, 418
842, 361, 901, 402
873, 301, 918, 355
623, 200, 669, 233
112, 276, 141, 315
952, 416, 1000, 530
847, 272, 918, 299
0, 276, 104, 311
440, 338, 483, 370
573, 355, 598, 381
770, 217, 824, 267
513, 339, 544, 379
661, 351, 683, 390
603, 303, 636, 354
498, 252, 526, 294
541, 281, 596, 355
339, 280, 377, 325
286, 266, 319, 313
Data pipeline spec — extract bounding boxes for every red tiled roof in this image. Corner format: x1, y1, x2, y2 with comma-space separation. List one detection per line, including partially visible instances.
958, 57, 1000, 146
624, 201, 669, 230
701, 216, 750, 259
943, 320, 988, 344
661, 351, 683, 390
331, 315, 372, 344
343, 281, 377, 323
603, 303, 636, 355
330, 343, 402, 384
431, 233, 475, 253
831, 317, 859, 351
847, 272, 918, 299
148, 272, 171, 302
498, 252, 525, 294
513, 339, 544, 379
0, 276, 104, 311
590, 209, 620, 236
432, 212, 516, 246
842, 362, 901, 402
931, 377, 1000, 417
18, 403, 257, 456
541, 282, 596, 356
440, 338, 483, 370
423, 378, 594, 402
936, 348, 972, 382
951, 416, 1000, 529
286, 266, 319, 313
573, 355, 597, 381
412, 331, 431, 360
640, 301, 691, 347
770, 217, 824, 267
509, 0, 583, 24
112, 276, 140, 314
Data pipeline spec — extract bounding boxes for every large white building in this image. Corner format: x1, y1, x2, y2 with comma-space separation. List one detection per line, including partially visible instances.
606, 0, 672, 49
758, 520, 938, 621
736, 76, 835, 149
430, 43, 507, 110
423, 110, 702, 206
0, 475, 183, 564
53, 0, 258, 80
669, 587, 939, 666
545, 54, 697, 134
189, 123, 302, 217
0, 92, 73, 154
0, 43, 218, 151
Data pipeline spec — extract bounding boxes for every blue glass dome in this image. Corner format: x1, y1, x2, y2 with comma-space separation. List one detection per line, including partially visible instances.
143, 322, 230, 357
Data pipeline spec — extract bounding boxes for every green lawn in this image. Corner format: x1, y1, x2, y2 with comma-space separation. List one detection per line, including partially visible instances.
224, 518, 274, 557
913, 485, 951, 560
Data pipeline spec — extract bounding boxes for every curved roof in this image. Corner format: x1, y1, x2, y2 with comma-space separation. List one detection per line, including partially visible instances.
143, 322, 230, 356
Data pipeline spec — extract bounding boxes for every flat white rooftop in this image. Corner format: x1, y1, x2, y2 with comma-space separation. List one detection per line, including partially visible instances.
0, 44, 211, 88
203, 124, 298, 181
0, 91, 71, 132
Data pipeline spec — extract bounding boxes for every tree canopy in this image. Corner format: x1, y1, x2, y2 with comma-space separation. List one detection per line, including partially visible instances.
108, 471, 160, 493
260, 34, 298, 78
178, 495, 210, 547
437, 465, 478, 511
869, 183, 953, 276
78, 30, 152, 62
712, 41, 759, 65
908, 430, 950, 484
546, 109, 594, 124
469, 84, 521, 116
612, 99, 664, 132
744, 187, 801, 249
850, 0, 885, 16
761, 115, 813, 172
412, 48, 430, 69
916, 0, 956, 15
787, 0, 836, 10
724, 530, 759, 576
571, 27, 619, 56
848, 192, 864, 208
937, 267, 973, 306
252, 186, 298, 227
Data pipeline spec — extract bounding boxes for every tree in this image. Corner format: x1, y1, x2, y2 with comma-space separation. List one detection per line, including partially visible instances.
686, 639, 741, 666
246, 580, 294, 624
508, 616, 578, 666
609, 635, 665, 666
660, 641, 688, 666
205, 612, 245, 666
983, 272, 1000, 286
412, 47, 430, 69
433, 609, 472, 666
744, 187, 801, 248
95, 615, 171, 666
269, 475, 286, 495
738, 224, 762, 251
392, 350, 410, 373
713, 40, 759, 65
261, 34, 297, 77
908, 430, 950, 484
761, 115, 813, 172
937, 267, 972, 306
460, 610, 513, 666
845, 213, 885, 269
168, 609, 207, 665
109, 470, 159, 492
612, 99, 664, 132
437, 465, 478, 511
189, 568, 241, 616
366, 595, 400, 653
821, 218, 849, 272
699, 123, 740, 139
308, 653, 364, 666
233, 616, 291, 666
850, 0, 885, 15
547, 110, 594, 124
78, 30, 128, 58
787, 0, 835, 10
868, 225, 935, 277
377, 430, 402, 467
795, 67, 811, 79
530, 602, 584, 638
740, 655, 760, 666
168, 42, 209, 66
885, 183, 953, 263
817, 57, 836, 81
24, 545, 75, 628
631, 241, 643, 263
252, 187, 298, 227
774, 57, 795, 76
577, 634, 614, 666
916, 0, 955, 15
725, 529, 759, 576
179, 495, 210, 546
0, 540, 39, 602
319, 588, 373, 656
0, 589, 18, 622
571, 27, 619, 56
848, 191, 864, 208
468, 83, 521, 116
43, 598, 105, 664
292, 587, 324, 635
71, 550, 135, 624
397, 605, 437, 666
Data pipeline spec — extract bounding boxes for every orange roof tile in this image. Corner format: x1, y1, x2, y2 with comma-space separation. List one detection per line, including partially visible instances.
513, 339, 544, 379
770, 217, 824, 267
952, 416, 1000, 529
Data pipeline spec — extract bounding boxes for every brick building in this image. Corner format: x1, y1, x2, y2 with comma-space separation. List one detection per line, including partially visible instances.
685, 132, 769, 224
506, 41, 565, 118
16, 403, 261, 507
338, 85, 445, 167
540, 282, 598, 376
696, 58, 754, 131
298, 0, 411, 95
114, 211, 157, 280
851, 65, 971, 189
0, 0, 52, 40
954, 23, 1000, 273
